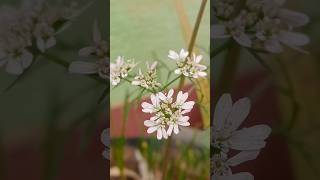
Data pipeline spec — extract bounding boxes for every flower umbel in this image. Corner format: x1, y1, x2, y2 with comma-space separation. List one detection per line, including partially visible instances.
212, 94, 271, 179
69, 21, 110, 80
212, 0, 310, 53
168, 49, 207, 78
132, 61, 161, 90
110, 56, 135, 86
142, 89, 194, 140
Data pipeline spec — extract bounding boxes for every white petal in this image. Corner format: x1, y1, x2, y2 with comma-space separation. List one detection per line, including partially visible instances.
6, 59, 23, 75
158, 92, 167, 101
69, 61, 98, 74
157, 128, 162, 140
176, 91, 188, 105
178, 116, 190, 122
229, 125, 272, 150
141, 102, 154, 110
178, 121, 190, 127
46, 37, 56, 49
150, 94, 159, 106
147, 126, 158, 134
279, 9, 309, 27
180, 49, 189, 59
227, 150, 260, 166
174, 68, 181, 74
162, 128, 168, 139
37, 38, 46, 53
167, 89, 174, 99
167, 125, 174, 136
174, 125, 179, 134
226, 97, 251, 132
214, 94, 232, 131
195, 55, 202, 63
144, 120, 156, 127
234, 33, 252, 47
264, 39, 283, 53
79, 46, 96, 56
101, 129, 110, 147
181, 101, 195, 110
168, 50, 179, 60
21, 50, 33, 68
198, 71, 207, 77
278, 31, 310, 47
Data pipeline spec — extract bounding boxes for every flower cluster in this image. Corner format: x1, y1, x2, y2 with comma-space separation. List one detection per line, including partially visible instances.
132, 61, 161, 90
168, 49, 207, 78
212, 94, 271, 179
110, 56, 136, 86
212, 0, 310, 53
0, 0, 78, 75
69, 22, 110, 80
142, 89, 195, 140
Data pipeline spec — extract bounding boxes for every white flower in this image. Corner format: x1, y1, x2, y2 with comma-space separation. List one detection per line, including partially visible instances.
255, 17, 310, 53
213, 94, 271, 155
101, 128, 110, 160
0, 1, 83, 75
79, 21, 108, 59
212, 18, 252, 47
110, 56, 135, 86
212, 94, 271, 179
142, 89, 194, 140
168, 49, 207, 78
212, 0, 310, 53
0, 49, 33, 75
132, 61, 161, 90
69, 58, 109, 79
33, 21, 56, 53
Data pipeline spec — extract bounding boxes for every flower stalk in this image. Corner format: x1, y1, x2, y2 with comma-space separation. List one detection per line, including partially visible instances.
161, 0, 207, 179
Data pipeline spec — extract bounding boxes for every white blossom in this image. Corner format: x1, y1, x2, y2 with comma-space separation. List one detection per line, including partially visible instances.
109, 56, 135, 86
212, 94, 271, 179
132, 61, 161, 90
212, 0, 310, 53
79, 21, 108, 58
142, 89, 194, 140
0, 0, 82, 75
168, 49, 207, 78
69, 22, 110, 79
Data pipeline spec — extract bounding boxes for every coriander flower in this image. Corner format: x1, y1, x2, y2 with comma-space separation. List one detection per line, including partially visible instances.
79, 21, 108, 59
142, 89, 194, 140
212, 94, 271, 180
0, 1, 84, 75
69, 58, 109, 79
69, 22, 110, 79
168, 49, 207, 78
132, 61, 161, 90
110, 56, 135, 86
213, 94, 271, 157
212, 0, 310, 53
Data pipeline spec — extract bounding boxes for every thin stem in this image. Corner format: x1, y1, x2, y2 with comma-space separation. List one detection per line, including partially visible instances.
214, 43, 240, 104
161, 1, 207, 179
161, 75, 181, 91
211, 40, 232, 59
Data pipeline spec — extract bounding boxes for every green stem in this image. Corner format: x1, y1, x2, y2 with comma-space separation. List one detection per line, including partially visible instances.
214, 43, 240, 104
